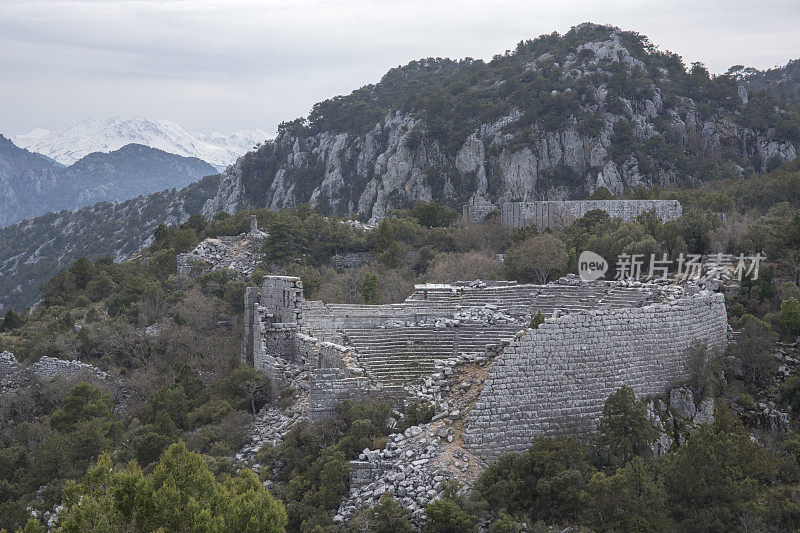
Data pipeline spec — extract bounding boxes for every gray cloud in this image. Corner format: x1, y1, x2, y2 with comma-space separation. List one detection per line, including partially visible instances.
2, 0, 799, 136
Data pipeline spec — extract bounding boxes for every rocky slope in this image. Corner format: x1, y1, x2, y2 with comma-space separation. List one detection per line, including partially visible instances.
0, 175, 220, 312
14, 116, 268, 169
204, 23, 798, 222
0, 143, 217, 226
736, 59, 800, 110
0, 135, 61, 176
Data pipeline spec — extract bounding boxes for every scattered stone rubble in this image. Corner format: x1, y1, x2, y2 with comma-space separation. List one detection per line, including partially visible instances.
238, 405, 305, 465
0, 350, 20, 378
336, 424, 450, 524
1, 352, 110, 392
177, 215, 267, 278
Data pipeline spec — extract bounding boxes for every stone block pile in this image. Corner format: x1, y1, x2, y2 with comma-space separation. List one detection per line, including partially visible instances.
177, 219, 267, 278
335, 423, 451, 525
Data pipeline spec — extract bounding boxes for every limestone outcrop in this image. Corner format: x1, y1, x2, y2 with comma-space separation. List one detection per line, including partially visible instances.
202, 25, 796, 223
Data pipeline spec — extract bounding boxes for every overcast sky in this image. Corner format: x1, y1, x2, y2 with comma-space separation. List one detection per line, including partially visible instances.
2, 0, 799, 137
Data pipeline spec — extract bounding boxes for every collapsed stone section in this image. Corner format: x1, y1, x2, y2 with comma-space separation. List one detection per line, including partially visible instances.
1, 352, 111, 395
0, 351, 21, 379
177, 215, 267, 278
463, 198, 682, 228
463, 291, 727, 460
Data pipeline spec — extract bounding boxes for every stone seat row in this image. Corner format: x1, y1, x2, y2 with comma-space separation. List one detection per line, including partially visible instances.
342, 326, 521, 383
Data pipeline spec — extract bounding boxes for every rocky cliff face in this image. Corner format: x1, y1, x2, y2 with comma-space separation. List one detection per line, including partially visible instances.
203, 25, 797, 222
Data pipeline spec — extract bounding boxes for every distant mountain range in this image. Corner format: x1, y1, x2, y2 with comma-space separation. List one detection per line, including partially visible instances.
0, 137, 217, 226
14, 117, 268, 170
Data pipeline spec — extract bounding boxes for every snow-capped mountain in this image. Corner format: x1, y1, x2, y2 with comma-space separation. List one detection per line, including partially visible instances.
14, 117, 268, 170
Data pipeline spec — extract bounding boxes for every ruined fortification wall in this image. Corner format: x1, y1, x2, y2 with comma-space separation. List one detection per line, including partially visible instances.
464, 292, 727, 460
260, 276, 303, 325
501, 199, 682, 229
2, 352, 110, 390
462, 196, 499, 223
30, 356, 111, 382
309, 368, 372, 421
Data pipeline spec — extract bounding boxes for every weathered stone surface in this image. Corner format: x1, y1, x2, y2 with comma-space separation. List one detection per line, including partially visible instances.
176, 220, 267, 278
669, 388, 697, 419
497, 199, 682, 228
0, 351, 20, 378
463, 291, 727, 460
30, 356, 111, 382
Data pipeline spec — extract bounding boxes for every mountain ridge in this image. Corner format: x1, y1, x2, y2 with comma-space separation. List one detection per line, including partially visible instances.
202, 23, 798, 222
0, 141, 217, 226
14, 116, 268, 170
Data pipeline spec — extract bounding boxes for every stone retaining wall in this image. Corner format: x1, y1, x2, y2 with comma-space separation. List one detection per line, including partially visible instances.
30, 356, 111, 382
309, 368, 372, 421
463, 291, 727, 460
501, 199, 682, 229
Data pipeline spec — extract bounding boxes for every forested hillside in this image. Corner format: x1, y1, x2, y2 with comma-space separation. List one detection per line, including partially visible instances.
0, 175, 220, 312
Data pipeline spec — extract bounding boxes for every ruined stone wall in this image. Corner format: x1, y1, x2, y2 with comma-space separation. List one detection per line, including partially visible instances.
464, 292, 727, 460
253, 321, 303, 383
0, 351, 20, 378
260, 276, 303, 325
308, 368, 372, 421
241, 287, 262, 363
462, 196, 498, 223
30, 356, 110, 382
501, 199, 682, 229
